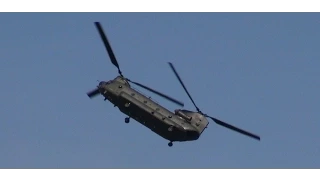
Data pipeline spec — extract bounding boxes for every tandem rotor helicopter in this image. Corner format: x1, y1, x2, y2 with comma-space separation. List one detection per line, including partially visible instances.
86, 22, 261, 147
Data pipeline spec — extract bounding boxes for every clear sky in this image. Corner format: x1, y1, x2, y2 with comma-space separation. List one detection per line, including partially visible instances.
1, 13, 319, 168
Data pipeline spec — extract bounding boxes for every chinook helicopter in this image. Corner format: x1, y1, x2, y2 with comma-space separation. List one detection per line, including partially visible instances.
86, 22, 261, 147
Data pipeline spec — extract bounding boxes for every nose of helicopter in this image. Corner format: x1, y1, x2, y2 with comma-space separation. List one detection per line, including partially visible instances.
99, 81, 107, 87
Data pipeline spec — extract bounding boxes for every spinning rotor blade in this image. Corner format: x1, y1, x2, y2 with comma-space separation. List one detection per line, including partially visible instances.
93, 23, 182, 106
168, 62, 260, 141
205, 115, 261, 141
127, 79, 184, 107
94, 22, 123, 76
168, 62, 200, 112
87, 88, 100, 98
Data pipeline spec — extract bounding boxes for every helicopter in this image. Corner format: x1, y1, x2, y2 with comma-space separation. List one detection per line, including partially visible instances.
86, 22, 261, 147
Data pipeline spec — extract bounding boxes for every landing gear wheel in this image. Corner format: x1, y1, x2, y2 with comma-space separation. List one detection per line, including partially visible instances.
168, 126, 174, 132
125, 117, 130, 123
168, 142, 173, 147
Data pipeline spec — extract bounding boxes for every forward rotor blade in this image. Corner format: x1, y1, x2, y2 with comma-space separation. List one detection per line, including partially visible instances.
127, 79, 184, 107
168, 62, 200, 112
87, 88, 100, 98
94, 22, 123, 76
206, 115, 260, 141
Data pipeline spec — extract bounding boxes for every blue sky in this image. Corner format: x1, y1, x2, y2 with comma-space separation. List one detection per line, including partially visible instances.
0, 13, 319, 168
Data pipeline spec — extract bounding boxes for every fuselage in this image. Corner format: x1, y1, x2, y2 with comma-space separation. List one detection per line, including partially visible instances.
97, 76, 209, 142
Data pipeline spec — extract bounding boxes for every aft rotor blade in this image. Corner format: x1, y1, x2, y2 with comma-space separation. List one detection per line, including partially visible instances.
87, 88, 100, 98
127, 79, 184, 107
206, 115, 261, 141
94, 22, 123, 76
168, 62, 200, 112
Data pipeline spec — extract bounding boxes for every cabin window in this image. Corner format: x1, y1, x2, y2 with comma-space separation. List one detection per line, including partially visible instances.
125, 102, 130, 107
118, 85, 122, 88
131, 93, 135, 96
168, 115, 172, 118
144, 100, 147, 103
